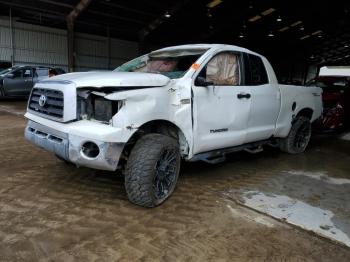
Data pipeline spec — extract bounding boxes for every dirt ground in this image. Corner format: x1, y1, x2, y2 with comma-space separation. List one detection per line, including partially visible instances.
0, 101, 350, 262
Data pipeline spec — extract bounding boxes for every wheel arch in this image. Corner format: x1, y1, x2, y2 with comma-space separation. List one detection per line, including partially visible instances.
123, 119, 190, 158
296, 107, 313, 120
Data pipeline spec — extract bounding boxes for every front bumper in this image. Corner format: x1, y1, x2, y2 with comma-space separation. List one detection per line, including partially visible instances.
25, 120, 125, 171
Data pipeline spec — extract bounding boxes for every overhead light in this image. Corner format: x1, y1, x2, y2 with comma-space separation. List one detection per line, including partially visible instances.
311, 30, 322, 35
239, 32, 244, 38
300, 35, 310, 40
300, 26, 305, 31
249, 15, 262, 22
209, 25, 214, 30
310, 55, 315, 59
261, 8, 276, 16
345, 45, 349, 48
291, 21, 302, 27
268, 31, 274, 37
276, 15, 282, 22
317, 34, 323, 38
279, 26, 289, 32
207, 9, 212, 18
249, 1, 253, 9
164, 11, 171, 18
207, 0, 222, 8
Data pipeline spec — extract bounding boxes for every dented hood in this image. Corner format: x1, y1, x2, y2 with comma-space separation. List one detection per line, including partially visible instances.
44, 71, 171, 88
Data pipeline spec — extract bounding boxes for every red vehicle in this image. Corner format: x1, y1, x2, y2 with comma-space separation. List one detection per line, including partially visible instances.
308, 76, 350, 132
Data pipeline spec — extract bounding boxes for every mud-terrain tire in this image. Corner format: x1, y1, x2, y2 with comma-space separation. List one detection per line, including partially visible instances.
125, 133, 180, 207
279, 116, 312, 154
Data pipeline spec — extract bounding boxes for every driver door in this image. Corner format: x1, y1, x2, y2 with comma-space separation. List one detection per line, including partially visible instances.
192, 51, 252, 154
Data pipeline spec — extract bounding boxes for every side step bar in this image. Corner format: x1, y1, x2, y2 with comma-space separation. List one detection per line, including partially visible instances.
189, 140, 273, 164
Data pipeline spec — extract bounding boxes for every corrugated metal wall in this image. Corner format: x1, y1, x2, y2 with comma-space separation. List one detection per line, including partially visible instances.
0, 19, 13, 62
75, 33, 139, 71
0, 18, 139, 71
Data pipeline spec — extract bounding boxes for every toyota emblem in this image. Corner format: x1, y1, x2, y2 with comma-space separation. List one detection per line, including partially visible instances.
38, 95, 47, 107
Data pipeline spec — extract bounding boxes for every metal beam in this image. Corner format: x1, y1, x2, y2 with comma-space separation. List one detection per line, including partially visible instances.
7, 8, 135, 34
100, 2, 156, 18
107, 25, 111, 69
0, 0, 65, 17
66, 0, 92, 24
9, 8, 14, 66
35, 0, 74, 9
138, 0, 191, 40
87, 9, 145, 25
66, 0, 92, 72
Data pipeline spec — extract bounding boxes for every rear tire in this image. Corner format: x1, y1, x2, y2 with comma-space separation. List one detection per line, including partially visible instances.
279, 116, 312, 154
125, 133, 180, 207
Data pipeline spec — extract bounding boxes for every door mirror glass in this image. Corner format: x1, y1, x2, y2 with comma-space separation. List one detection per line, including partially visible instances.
6, 73, 14, 78
195, 76, 214, 87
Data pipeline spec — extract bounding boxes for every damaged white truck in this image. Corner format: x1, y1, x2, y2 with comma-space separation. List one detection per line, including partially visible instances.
24, 44, 322, 207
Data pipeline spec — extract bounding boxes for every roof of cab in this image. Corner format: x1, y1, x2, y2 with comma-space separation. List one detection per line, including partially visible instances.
153, 44, 259, 56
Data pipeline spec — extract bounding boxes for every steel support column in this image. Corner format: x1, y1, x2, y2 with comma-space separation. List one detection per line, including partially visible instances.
66, 0, 92, 72
9, 8, 15, 66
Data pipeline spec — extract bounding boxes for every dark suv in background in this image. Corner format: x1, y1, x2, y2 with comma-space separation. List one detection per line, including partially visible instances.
0, 65, 65, 98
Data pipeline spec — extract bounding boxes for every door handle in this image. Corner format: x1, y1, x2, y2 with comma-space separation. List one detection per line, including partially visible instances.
237, 93, 251, 99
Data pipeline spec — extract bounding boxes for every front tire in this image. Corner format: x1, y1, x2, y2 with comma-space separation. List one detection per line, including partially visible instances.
279, 116, 312, 154
125, 133, 180, 207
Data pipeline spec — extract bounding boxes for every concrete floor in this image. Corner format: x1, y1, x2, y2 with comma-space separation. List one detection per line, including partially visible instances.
1, 101, 350, 261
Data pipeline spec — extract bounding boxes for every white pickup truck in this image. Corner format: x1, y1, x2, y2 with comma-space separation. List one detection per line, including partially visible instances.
24, 44, 322, 207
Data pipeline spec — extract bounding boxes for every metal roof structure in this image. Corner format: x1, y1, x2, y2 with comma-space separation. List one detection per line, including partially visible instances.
0, 0, 349, 67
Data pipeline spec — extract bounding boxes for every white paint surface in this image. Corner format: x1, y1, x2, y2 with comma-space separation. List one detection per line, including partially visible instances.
242, 191, 350, 247
50, 71, 170, 88
285, 170, 350, 185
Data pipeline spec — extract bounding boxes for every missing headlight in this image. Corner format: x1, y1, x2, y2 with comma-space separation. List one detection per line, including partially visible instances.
94, 97, 118, 122
77, 92, 121, 123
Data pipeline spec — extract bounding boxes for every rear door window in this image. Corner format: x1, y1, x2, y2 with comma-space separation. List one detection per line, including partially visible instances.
245, 54, 269, 85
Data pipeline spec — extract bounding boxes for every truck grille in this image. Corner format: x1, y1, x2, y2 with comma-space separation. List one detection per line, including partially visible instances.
28, 88, 64, 119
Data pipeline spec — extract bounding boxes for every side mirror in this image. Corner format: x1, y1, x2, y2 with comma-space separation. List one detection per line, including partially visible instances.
195, 76, 214, 87
6, 73, 14, 79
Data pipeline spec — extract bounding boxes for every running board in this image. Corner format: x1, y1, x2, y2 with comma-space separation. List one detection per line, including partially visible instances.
190, 140, 271, 164
244, 146, 264, 154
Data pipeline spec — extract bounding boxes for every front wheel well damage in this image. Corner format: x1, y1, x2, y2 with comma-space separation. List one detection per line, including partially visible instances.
119, 120, 189, 169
